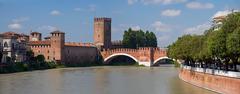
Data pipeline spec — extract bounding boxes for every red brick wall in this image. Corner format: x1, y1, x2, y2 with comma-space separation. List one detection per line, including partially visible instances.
64, 46, 98, 65
30, 45, 53, 61
179, 68, 240, 94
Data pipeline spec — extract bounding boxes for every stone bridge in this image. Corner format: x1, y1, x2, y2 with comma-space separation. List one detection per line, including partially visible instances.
101, 47, 171, 66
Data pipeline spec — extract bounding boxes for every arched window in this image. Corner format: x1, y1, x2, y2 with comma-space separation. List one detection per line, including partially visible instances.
4, 42, 8, 47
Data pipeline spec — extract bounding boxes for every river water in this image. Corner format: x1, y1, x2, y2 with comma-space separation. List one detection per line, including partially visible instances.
0, 66, 216, 94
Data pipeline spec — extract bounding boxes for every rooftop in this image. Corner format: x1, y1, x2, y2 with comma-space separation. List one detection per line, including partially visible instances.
29, 41, 51, 45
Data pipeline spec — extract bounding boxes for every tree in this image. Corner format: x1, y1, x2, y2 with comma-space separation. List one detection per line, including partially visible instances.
145, 31, 151, 47
136, 30, 145, 47
222, 12, 240, 33
36, 55, 45, 63
207, 29, 229, 70
149, 32, 157, 47
122, 28, 157, 48
26, 50, 34, 61
0, 52, 2, 63
227, 27, 240, 71
167, 12, 240, 71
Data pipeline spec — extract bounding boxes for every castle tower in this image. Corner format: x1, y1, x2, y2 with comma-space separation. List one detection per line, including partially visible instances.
94, 17, 112, 49
50, 30, 65, 63
30, 31, 41, 41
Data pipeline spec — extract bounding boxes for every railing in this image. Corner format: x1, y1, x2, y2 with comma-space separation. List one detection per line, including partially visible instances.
182, 65, 240, 78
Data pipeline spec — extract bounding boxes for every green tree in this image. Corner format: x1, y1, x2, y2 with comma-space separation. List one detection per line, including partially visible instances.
207, 29, 228, 70
136, 30, 145, 47
149, 32, 157, 47
0, 52, 2, 63
227, 27, 240, 71
36, 55, 45, 63
222, 12, 240, 33
26, 50, 34, 61
122, 28, 157, 48
145, 31, 151, 47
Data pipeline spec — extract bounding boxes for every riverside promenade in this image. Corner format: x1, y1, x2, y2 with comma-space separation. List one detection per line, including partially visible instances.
179, 66, 240, 94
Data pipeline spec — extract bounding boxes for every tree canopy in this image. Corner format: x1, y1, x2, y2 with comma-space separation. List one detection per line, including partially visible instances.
122, 28, 157, 48
168, 12, 240, 71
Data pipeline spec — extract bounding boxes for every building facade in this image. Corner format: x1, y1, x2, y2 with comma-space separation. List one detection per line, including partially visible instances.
0, 32, 29, 63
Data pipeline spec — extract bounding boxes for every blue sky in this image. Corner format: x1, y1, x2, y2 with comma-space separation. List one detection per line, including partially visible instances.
0, 0, 239, 47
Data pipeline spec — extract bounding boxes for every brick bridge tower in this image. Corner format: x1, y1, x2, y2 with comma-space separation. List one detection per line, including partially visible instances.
94, 17, 112, 50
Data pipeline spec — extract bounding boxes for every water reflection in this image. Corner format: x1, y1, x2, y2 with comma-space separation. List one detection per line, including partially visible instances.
0, 66, 217, 94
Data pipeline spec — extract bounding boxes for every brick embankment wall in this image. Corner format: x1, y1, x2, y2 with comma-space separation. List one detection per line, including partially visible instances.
179, 68, 240, 94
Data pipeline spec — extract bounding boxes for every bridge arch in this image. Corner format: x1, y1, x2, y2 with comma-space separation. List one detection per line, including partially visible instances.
153, 56, 173, 64
104, 53, 139, 64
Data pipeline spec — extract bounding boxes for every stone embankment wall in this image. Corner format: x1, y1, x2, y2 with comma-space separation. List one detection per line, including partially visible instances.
179, 66, 240, 94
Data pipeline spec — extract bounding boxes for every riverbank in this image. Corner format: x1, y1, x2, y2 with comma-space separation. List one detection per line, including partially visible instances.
179, 66, 240, 94
0, 62, 147, 74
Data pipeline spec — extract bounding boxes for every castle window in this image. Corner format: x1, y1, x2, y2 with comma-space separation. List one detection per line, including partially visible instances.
12, 43, 15, 49
48, 56, 50, 59
47, 50, 49, 53
4, 42, 8, 47
98, 34, 100, 38
38, 50, 40, 53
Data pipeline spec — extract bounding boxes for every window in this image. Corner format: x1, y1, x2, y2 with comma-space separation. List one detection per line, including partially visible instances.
4, 42, 8, 47
12, 43, 14, 49
48, 56, 50, 59
47, 50, 49, 53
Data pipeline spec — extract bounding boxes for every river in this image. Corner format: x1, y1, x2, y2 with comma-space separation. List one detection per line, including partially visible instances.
0, 66, 217, 94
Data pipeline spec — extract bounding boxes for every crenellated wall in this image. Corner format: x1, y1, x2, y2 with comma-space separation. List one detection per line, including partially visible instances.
101, 47, 168, 66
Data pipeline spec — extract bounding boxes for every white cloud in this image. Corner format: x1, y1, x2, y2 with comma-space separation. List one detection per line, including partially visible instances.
50, 10, 61, 16
74, 4, 96, 12
8, 23, 22, 30
131, 25, 141, 30
128, 0, 138, 5
8, 17, 29, 30
12, 17, 29, 23
212, 10, 239, 18
183, 22, 211, 35
186, 2, 214, 9
151, 21, 171, 32
161, 9, 181, 17
36, 25, 59, 32
141, 0, 186, 5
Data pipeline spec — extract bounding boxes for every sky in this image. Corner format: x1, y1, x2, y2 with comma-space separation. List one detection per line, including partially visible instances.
0, 0, 240, 47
